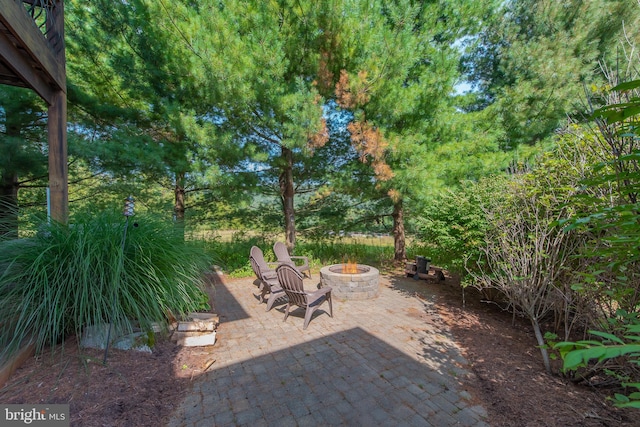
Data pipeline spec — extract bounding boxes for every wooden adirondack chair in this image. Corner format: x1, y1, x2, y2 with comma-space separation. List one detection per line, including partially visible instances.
249, 246, 287, 311
275, 264, 332, 330
273, 241, 311, 278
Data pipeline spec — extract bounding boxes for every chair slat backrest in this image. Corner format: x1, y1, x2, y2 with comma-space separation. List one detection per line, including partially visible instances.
250, 246, 271, 275
249, 255, 262, 280
273, 241, 294, 265
276, 264, 307, 307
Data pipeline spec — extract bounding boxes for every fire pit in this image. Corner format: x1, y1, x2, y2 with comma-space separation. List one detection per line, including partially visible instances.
319, 263, 380, 300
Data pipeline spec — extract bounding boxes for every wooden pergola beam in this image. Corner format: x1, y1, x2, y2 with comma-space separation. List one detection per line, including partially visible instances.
0, 0, 67, 224
0, 0, 65, 93
0, 28, 55, 104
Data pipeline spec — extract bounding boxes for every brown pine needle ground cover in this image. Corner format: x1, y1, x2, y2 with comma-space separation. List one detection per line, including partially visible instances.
0, 269, 635, 426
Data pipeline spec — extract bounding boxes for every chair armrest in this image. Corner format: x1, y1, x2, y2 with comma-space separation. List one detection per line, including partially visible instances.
288, 256, 309, 269
306, 286, 332, 305
264, 276, 280, 288
261, 269, 277, 280
310, 286, 331, 295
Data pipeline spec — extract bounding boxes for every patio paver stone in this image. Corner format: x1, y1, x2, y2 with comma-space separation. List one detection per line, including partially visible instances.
168, 272, 489, 426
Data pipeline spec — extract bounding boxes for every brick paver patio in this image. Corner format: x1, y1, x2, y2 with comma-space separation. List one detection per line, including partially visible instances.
167, 271, 489, 427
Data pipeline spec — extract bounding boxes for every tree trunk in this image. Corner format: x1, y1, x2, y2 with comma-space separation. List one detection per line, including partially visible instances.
279, 146, 296, 251
392, 198, 406, 261
0, 173, 19, 239
174, 172, 186, 238
1, 120, 20, 238
532, 317, 552, 374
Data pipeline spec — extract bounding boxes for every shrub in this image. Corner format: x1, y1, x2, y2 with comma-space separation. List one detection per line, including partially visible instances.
469, 172, 586, 373
554, 313, 640, 409
198, 232, 274, 277
413, 176, 508, 281
556, 76, 640, 407
0, 209, 211, 358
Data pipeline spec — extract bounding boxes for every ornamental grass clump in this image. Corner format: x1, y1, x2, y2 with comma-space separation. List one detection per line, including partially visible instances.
0, 209, 211, 358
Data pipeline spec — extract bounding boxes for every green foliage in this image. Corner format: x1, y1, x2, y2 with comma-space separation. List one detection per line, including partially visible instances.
412, 116, 595, 286
3, 0, 526, 252
450, 122, 612, 372
413, 175, 508, 280
561, 77, 640, 316
199, 232, 276, 278
66, 0, 231, 225
297, 240, 394, 270
0, 86, 48, 177
0, 86, 49, 237
554, 315, 640, 409
202, 233, 395, 277
554, 74, 640, 408
462, 0, 640, 147
469, 169, 586, 372
0, 209, 211, 358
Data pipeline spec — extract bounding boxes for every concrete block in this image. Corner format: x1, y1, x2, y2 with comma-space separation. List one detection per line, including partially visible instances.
188, 312, 219, 323
177, 320, 216, 332
175, 312, 219, 332
172, 330, 217, 347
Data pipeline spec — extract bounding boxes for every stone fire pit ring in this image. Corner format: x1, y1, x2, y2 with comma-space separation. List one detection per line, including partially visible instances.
319, 264, 380, 300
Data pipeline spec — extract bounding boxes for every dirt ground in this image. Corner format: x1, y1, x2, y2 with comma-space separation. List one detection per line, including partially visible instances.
0, 269, 636, 426
419, 275, 636, 427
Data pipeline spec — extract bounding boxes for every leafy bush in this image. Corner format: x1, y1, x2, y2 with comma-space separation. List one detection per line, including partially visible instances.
199, 232, 275, 277
554, 313, 640, 409
566, 78, 640, 317
413, 176, 508, 281
471, 174, 581, 372
466, 128, 601, 373
555, 77, 640, 407
0, 209, 212, 358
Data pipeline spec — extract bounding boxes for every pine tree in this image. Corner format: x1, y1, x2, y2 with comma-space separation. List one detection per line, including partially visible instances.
333, 0, 481, 260
463, 0, 640, 147
0, 86, 48, 237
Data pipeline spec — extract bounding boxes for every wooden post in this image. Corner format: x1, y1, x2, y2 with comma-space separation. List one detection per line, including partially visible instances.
0, 1, 68, 222
48, 90, 67, 223
47, 0, 68, 223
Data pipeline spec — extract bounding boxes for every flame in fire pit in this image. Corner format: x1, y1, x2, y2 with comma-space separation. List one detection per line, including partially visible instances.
342, 261, 359, 274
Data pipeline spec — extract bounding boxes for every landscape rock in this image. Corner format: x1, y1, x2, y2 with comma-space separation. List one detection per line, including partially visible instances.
171, 331, 216, 347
